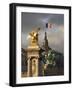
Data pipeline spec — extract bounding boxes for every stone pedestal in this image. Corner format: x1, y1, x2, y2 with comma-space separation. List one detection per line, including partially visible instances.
27, 46, 40, 77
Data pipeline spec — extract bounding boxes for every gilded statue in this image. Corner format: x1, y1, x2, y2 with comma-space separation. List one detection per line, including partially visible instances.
29, 28, 40, 46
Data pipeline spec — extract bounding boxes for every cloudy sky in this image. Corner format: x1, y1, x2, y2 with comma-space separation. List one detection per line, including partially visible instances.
21, 12, 64, 53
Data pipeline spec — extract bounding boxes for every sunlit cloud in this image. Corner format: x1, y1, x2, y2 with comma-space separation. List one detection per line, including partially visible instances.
21, 12, 64, 53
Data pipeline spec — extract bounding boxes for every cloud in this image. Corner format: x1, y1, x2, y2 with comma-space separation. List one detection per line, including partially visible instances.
47, 25, 64, 53
21, 12, 64, 53
48, 14, 64, 25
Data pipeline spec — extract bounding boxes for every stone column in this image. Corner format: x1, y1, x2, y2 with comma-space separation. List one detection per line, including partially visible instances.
36, 58, 39, 76
27, 57, 30, 77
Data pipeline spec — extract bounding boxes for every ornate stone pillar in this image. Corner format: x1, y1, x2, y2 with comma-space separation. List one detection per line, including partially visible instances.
27, 57, 30, 77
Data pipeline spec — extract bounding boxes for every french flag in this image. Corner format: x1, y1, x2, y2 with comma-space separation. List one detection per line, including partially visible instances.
46, 23, 53, 29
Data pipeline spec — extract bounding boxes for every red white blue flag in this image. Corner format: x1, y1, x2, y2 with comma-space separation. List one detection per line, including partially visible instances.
46, 23, 54, 29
